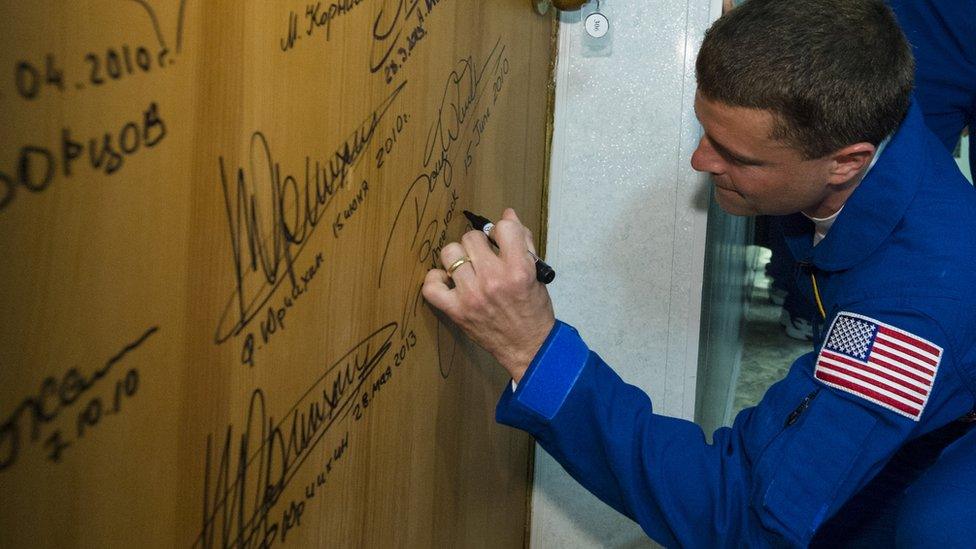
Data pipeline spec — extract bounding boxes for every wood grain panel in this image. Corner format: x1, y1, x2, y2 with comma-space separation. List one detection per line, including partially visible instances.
0, 1, 552, 546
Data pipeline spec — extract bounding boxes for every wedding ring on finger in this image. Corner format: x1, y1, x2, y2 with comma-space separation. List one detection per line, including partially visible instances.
447, 256, 473, 276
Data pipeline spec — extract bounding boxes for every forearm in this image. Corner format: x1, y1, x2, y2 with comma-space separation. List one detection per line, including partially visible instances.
495, 322, 762, 547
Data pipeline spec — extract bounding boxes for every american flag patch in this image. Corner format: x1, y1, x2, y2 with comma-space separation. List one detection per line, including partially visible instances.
814, 312, 942, 421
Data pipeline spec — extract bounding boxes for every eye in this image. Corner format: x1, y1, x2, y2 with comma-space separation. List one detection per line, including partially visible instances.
723, 151, 760, 167
718, 149, 747, 166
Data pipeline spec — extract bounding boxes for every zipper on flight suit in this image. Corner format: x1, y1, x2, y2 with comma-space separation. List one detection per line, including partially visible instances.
784, 389, 821, 427
750, 388, 826, 506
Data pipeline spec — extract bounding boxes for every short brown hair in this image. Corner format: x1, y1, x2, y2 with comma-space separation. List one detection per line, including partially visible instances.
696, 0, 914, 159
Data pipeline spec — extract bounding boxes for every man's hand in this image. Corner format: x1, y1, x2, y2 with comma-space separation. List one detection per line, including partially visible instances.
422, 208, 555, 383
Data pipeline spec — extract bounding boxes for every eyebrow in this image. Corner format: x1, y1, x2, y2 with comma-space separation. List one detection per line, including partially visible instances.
706, 133, 765, 166
693, 102, 768, 167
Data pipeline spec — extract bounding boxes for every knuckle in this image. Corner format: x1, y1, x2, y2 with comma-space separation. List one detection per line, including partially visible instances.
440, 242, 460, 262
512, 268, 532, 286
482, 275, 505, 296
461, 230, 485, 245
495, 219, 517, 233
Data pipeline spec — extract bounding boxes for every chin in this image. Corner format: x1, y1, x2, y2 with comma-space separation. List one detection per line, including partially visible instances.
717, 204, 756, 217
713, 190, 755, 216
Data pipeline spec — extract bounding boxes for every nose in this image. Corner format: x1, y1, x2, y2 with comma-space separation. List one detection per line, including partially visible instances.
691, 135, 724, 175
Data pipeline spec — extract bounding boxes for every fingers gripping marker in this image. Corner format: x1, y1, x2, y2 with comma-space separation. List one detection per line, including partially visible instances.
481, 222, 495, 239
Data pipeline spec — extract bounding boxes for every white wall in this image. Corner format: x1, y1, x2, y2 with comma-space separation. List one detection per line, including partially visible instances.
534, 0, 726, 546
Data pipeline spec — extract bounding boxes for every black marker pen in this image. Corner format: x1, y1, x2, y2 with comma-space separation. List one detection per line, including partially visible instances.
463, 210, 556, 284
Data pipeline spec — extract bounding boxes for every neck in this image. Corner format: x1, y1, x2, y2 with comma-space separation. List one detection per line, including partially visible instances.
802, 171, 866, 219
803, 136, 888, 218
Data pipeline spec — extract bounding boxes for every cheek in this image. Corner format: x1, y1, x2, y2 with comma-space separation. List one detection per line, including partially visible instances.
729, 169, 775, 196
712, 186, 757, 216
723, 170, 754, 194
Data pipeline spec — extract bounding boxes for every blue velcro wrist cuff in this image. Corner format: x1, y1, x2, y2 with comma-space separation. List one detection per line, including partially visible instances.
514, 321, 589, 420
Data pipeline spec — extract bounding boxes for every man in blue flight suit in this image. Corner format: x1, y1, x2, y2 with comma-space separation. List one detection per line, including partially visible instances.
422, 0, 976, 546
809, 1, 976, 546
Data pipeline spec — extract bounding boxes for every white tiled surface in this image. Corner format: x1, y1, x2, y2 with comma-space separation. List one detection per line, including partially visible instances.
532, 0, 722, 546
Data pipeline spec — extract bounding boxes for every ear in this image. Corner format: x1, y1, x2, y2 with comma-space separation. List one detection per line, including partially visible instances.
826, 142, 877, 186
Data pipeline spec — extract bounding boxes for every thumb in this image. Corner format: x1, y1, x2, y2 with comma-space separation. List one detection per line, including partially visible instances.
502, 208, 521, 223
502, 208, 537, 254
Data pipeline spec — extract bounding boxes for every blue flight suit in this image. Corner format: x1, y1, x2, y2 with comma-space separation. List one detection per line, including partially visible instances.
496, 101, 976, 547
888, 0, 976, 175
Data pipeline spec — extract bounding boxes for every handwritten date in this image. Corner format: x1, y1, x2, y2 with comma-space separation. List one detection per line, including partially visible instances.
0, 327, 159, 472
13, 45, 172, 101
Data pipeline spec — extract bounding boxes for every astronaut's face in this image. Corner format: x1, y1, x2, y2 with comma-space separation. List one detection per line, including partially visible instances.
690, 92, 839, 217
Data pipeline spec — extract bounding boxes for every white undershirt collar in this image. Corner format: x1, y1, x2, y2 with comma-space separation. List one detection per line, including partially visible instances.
804, 136, 890, 245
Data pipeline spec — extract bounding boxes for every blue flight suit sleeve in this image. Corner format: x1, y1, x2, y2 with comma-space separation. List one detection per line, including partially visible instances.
886, 0, 976, 166
497, 306, 973, 547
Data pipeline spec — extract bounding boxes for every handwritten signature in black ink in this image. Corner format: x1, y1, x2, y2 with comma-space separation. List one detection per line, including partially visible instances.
377, 39, 507, 377
126, 0, 190, 54
378, 39, 506, 289
194, 322, 397, 549
370, 0, 451, 83
214, 82, 406, 347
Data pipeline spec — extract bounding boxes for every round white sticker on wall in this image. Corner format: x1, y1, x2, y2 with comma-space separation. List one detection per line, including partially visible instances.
585, 12, 610, 39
